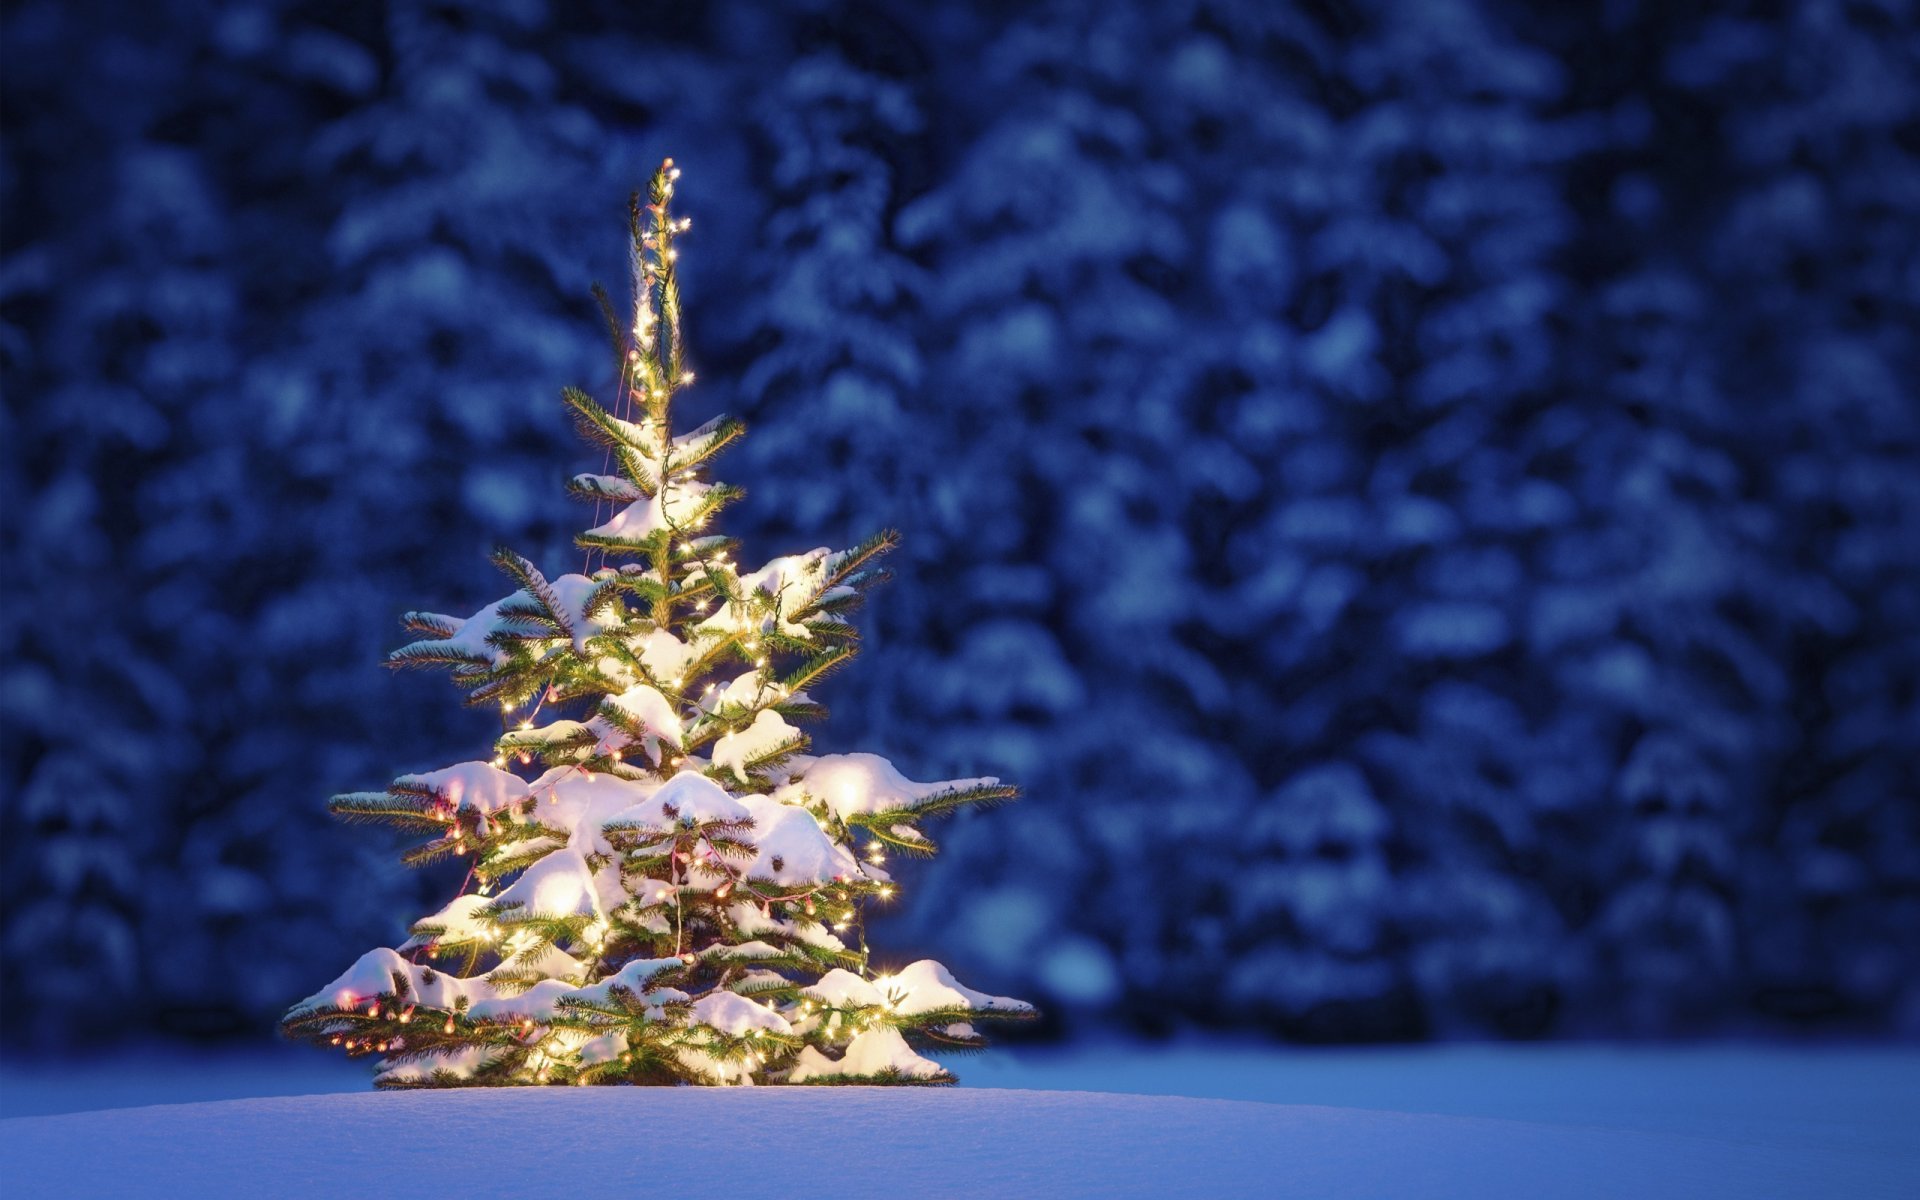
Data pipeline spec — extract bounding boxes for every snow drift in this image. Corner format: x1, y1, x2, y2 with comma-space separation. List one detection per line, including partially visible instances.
2, 1087, 1909, 1199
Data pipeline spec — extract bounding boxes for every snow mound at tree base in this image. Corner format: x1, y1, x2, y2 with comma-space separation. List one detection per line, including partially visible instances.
2, 1087, 1905, 1199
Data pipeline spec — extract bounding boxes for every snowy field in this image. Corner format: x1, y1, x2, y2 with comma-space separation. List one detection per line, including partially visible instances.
2, 1041, 1915, 1197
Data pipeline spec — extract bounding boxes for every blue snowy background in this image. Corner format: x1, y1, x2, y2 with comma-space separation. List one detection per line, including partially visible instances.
2, 0, 1916, 1054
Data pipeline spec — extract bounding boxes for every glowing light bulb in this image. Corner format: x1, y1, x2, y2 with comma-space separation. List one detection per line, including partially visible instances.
680, 371, 695, 384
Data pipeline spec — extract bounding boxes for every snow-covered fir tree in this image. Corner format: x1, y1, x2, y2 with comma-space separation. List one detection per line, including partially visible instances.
282, 161, 1032, 1086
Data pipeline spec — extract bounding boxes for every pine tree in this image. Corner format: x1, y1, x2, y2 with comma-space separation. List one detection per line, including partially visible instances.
281, 161, 1032, 1087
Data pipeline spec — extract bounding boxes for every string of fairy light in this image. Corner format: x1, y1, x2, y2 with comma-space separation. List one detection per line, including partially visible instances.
325, 158, 932, 1078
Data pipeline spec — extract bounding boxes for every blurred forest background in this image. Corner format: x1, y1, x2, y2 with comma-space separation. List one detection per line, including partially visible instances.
3, 0, 1916, 1052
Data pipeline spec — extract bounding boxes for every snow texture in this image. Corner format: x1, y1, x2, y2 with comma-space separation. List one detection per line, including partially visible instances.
802, 969, 885, 1008
711, 709, 800, 781
881, 960, 1035, 1017
789, 1026, 947, 1082
486, 849, 605, 922
786, 753, 998, 821
287, 948, 491, 1016
737, 793, 858, 886
2, 1087, 1909, 1200
397, 762, 532, 816
584, 480, 711, 543
689, 990, 791, 1036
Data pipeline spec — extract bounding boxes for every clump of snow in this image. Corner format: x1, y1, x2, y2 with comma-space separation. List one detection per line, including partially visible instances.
487, 849, 605, 923
585, 480, 711, 543
372, 1046, 499, 1085
503, 719, 593, 750
467, 979, 577, 1023
402, 894, 495, 950
608, 770, 752, 830
591, 683, 683, 761
396, 761, 531, 815
880, 960, 1035, 1017
565, 958, 683, 1007
802, 969, 885, 1008
736, 548, 831, 602
697, 670, 767, 715
789, 1027, 947, 1083
404, 573, 613, 665
405, 595, 526, 667
738, 793, 859, 886
487, 943, 586, 987
712, 709, 800, 781
636, 627, 696, 681
289, 948, 494, 1016
542, 573, 616, 651
690, 549, 834, 641
788, 753, 997, 822
698, 940, 787, 963
522, 767, 656, 855
576, 1032, 629, 1066
689, 991, 791, 1037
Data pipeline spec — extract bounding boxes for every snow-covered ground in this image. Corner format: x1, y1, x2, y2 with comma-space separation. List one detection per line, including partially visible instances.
2, 1042, 1914, 1197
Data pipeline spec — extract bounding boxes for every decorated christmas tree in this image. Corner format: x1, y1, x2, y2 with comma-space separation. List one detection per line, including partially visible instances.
281, 160, 1033, 1087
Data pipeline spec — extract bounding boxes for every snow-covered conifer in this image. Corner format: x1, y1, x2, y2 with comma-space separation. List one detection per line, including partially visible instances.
282, 160, 1031, 1086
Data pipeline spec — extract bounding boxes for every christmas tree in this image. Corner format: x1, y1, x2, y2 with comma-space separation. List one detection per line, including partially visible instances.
281, 160, 1032, 1087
